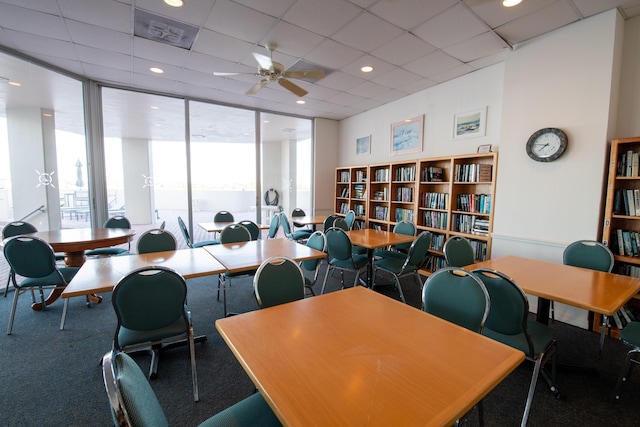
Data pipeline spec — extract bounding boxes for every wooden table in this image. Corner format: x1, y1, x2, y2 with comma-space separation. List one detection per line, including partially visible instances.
466, 255, 640, 351
60, 248, 225, 329
291, 215, 327, 231
346, 228, 416, 287
24, 227, 135, 309
198, 222, 269, 233
216, 286, 524, 426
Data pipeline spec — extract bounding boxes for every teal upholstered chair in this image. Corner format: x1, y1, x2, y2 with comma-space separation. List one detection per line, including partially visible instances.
214, 210, 234, 222
85, 216, 132, 257
443, 236, 475, 267
322, 215, 341, 232
112, 266, 199, 401
267, 214, 280, 239
280, 212, 312, 242
344, 210, 356, 230
238, 220, 260, 241
613, 321, 640, 400
472, 268, 559, 426
300, 231, 326, 296
291, 208, 313, 233
373, 231, 431, 303
254, 256, 305, 309
321, 227, 368, 294
374, 220, 417, 261
2, 221, 39, 298
102, 350, 281, 427
177, 216, 219, 248
218, 224, 253, 317
136, 229, 177, 254
332, 217, 349, 231
3, 236, 79, 335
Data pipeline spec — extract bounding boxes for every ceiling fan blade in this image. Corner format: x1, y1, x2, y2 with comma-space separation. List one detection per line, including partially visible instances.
283, 69, 325, 80
252, 52, 273, 71
278, 78, 308, 97
246, 79, 268, 95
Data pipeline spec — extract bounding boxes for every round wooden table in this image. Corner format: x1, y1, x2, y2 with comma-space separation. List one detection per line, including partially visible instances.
26, 227, 135, 309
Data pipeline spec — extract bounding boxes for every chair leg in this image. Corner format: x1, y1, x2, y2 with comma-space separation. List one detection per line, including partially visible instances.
393, 275, 406, 304
521, 357, 543, 427
3, 274, 10, 297
614, 348, 640, 400
188, 327, 199, 402
7, 287, 21, 335
598, 315, 609, 358
320, 266, 332, 294
60, 298, 70, 330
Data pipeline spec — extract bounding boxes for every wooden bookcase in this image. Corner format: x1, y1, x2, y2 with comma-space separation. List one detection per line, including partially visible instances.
334, 152, 497, 275
600, 136, 640, 337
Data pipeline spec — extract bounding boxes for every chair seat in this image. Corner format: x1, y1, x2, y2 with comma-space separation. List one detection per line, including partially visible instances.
483, 319, 555, 356
352, 245, 367, 255
192, 239, 220, 248
329, 254, 368, 270
374, 248, 406, 260
85, 247, 129, 256
197, 391, 281, 427
621, 321, 640, 347
117, 312, 189, 348
18, 267, 79, 288
374, 257, 418, 275
291, 230, 312, 240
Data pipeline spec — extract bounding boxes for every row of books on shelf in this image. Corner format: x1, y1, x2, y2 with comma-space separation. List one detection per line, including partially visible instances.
613, 229, 640, 257
421, 192, 448, 210
353, 184, 366, 199
373, 206, 389, 221
423, 211, 448, 230
430, 233, 444, 252
611, 305, 640, 329
456, 193, 491, 214
454, 163, 492, 183
372, 168, 390, 182
394, 165, 416, 182
353, 204, 365, 216
470, 240, 488, 261
395, 208, 414, 223
421, 255, 446, 271
614, 263, 640, 277
422, 166, 444, 182
354, 170, 366, 182
339, 171, 350, 183
394, 187, 413, 203
373, 188, 389, 201
338, 187, 349, 198
617, 150, 640, 177
613, 189, 640, 216
452, 214, 489, 235
339, 203, 349, 214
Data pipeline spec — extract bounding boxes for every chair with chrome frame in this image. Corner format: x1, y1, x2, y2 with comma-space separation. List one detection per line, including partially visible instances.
111, 266, 200, 401
2, 221, 39, 298
374, 220, 417, 261
332, 217, 349, 231
344, 209, 356, 230
421, 266, 490, 426
443, 236, 475, 267
373, 231, 431, 304
322, 214, 341, 232
300, 231, 326, 296
254, 256, 305, 309
214, 210, 234, 223
238, 220, 260, 241
85, 216, 132, 257
280, 212, 312, 242
291, 208, 313, 233
3, 235, 79, 335
218, 224, 253, 317
266, 214, 280, 239
321, 227, 368, 294
101, 349, 281, 427
136, 228, 177, 254
472, 267, 559, 426
177, 216, 219, 248
613, 320, 640, 401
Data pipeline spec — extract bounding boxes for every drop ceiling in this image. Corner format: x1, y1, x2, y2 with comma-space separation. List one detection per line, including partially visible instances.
0, 0, 639, 137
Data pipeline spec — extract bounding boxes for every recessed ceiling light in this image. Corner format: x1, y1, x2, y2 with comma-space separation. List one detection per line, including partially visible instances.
503, 0, 522, 7
8, 81, 21, 87
361, 66, 374, 73
150, 67, 164, 74
164, 0, 184, 7
296, 100, 305, 104
150, 106, 159, 110
263, 120, 270, 123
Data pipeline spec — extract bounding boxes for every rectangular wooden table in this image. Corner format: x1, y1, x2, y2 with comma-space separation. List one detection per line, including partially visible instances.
466, 255, 640, 352
291, 215, 327, 231
216, 286, 524, 426
198, 222, 269, 233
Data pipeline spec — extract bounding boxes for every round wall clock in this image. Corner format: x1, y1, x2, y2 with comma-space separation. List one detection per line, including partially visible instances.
525, 128, 568, 162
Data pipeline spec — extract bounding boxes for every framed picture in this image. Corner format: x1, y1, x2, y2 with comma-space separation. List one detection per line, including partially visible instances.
356, 135, 371, 155
391, 115, 423, 155
453, 107, 487, 140
477, 144, 492, 153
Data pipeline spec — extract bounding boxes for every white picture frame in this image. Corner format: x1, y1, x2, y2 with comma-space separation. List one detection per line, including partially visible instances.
356, 135, 371, 155
391, 115, 424, 155
453, 107, 487, 140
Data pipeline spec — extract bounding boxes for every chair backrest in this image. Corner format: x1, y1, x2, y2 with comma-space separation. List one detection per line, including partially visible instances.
404, 231, 432, 268
323, 215, 340, 232
332, 217, 349, 231
301, 231, 326, 273
344, 210, 356, 230
279, 213, 293, 238
291, 208, 306, 228
325, 227, 353, 261
220, 224, 251, 244
422, 267, 490, 333
2, 221, 37, 239
104, 216, 131, 229
443, 236, 475, 267
3, 236, 60, 279
267, 214, 280, 239
254, 256, 305, 309
112, 266, 188, 347
136, 229, 177, 254
472, 268, 534, 356
393, 220, 417, 251
177, 216, 193, 248
214, 210, 234, 222
238, 220, 260, 240
102, 350, 170, 427
563, 240, 614, 272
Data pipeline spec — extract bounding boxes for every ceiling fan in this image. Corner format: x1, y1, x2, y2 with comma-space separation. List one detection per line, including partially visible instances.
214, 43, 325, 97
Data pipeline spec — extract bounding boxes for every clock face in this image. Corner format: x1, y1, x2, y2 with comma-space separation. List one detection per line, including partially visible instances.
526, 128, 568, 162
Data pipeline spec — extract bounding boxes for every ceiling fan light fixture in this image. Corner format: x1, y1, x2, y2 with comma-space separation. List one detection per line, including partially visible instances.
164, 0, 184, 7
296, 100, 305, 104
502, 0, 523, 7
361, 66, 374, 73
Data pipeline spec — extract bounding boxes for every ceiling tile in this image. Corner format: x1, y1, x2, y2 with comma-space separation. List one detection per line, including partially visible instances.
372, 67, 423, 89
4, 29, 78, 60
205, 0, 277, 44
496, 1, 580, 45
404, 50, 463, 78
463, 0, 557, 29
347, 80, 392, 97
57, 0, 131, 33
340, 54, 395, 78
260, 20, 325, 57
283, 0, 362, 37
66, 20, 132, 55
369, 0, 456, 30
135, 0, 215, 27
412, 3, 489, 49
191, 29, 256, 62
305, 39, 364, 69
443, 32, 510, 62
316, 70, 366, 91
134, 38, 190, 67
332, 11, 404, 52
0, 4, 68, 40
429, 63, 475, 83
371, 33, 436, 66
76, 45, 131, 71
232, 0, 297, 18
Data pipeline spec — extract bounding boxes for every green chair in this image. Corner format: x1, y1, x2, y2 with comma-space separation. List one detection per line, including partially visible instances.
374, 220, 416, 261
267, 214, 280, 239
421, 266, 490, 425
443, 236, 475, 267
218, 224, 253, 316
561, 240, 614, 347
472, 268, 559, 426
239, 220, 260, 241
291, 208, 313, 233
3, 236, 79, 335
322, 214, 341, 232
177, 216, 219, 248
136, 228, 177, 254
280, 212, 312, 242
214, 210, 234, 222
373, 231, 431, 303
300, 231, 326, 296
320, 227, 368, 294
344, 210, 356, 230
2, 221, 38, 298
112, 266, 200, 401
254, 256, 306, 309
613, 321, 640, 400
332, 217, 349, 231
85, 216, 132, 257
102, 350, 281, 427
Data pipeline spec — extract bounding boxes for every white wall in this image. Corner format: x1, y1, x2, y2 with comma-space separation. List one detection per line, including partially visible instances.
617, 14, 640, 137
314, 118, 339, 216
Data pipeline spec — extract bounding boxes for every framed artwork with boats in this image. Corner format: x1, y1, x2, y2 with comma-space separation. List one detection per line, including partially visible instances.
391, 115, 423, 155
453, 107, 487, 140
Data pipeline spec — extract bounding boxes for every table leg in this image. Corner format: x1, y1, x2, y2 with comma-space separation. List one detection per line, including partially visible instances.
536, 297, 551, 324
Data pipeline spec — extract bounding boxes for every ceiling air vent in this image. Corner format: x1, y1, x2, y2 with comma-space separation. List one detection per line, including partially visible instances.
134, 8, 199, 50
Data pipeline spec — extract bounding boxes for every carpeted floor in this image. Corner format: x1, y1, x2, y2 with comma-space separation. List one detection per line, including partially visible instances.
1, 261, 640, 426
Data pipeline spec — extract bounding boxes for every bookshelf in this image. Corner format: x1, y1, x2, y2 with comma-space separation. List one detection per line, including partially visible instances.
601, 136, 640, 336
334, 166, 368, 227
334, 152, 497, 274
